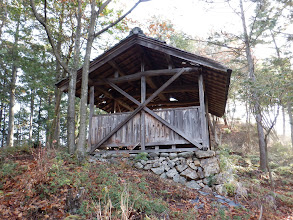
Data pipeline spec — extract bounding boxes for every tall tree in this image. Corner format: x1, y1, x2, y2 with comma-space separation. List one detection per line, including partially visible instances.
6, 5, 21, 148
30, 0, 148, 159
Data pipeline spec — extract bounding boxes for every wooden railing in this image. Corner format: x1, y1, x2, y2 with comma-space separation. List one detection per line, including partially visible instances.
89, 106, 204, 150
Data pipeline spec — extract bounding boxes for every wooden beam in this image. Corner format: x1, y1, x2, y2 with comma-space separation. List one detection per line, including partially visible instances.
108, 60, 126, 76
141, 56, 146, 150
96, 147, 199, 154
89, 68, 186, 154
137, 45, 168, 101
87, 86, 95, 152
165, 54, 174, 69
198, 74, 208, 150
148, 101, 200, 107
95, 87, 133, 111
114, 85, 198, 100
93, 67, 198, 86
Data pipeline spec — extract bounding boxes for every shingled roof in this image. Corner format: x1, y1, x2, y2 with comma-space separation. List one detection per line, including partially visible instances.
56, 28, 232, 117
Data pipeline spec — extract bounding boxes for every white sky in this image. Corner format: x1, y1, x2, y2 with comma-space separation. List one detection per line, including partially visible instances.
124, 0, 292, 137
126, 0, 243, 37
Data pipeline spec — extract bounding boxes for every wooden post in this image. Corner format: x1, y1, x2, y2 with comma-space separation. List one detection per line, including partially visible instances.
87, 86, 95, 152
198, 74, 209, 150
141, 57, 146, 151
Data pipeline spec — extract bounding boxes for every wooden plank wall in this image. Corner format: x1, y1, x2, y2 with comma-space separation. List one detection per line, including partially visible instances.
90, 106, 202, 148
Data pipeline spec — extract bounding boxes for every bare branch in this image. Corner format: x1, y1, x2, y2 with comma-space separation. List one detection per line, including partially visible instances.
189, 38, 243, 56
97, 0, 112, 16
30, 0, 71, 74
94, 0, 142, 38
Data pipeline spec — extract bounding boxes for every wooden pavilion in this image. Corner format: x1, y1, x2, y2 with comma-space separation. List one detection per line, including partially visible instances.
56, 27, 232, 154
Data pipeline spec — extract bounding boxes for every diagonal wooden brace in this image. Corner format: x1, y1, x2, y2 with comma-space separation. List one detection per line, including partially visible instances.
108, 78, 203, 149
89, 68, 186, 154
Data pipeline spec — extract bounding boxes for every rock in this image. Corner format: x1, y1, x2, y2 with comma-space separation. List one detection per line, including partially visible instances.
178, 152, 194, 158
200, 157, 220, 177
215, 172, 234, 185
175, 164, 188, 172
152, 162, 161, 168
214, 194, 226, 200
190, 197, 200, 204
148, 152, 159, 159
151, 166, 165, 175
160, 153, 169, 157
186, 180, 201, 190
88, 157, 97, 163
180, 168, 199, 180
167, 160, 175, 168
199, 183, 205, 188
143, 164, 153, 170
173, 174, 186, 184
194, 204, 205, 209
171, 157, 179, 163
200, 186, 213, 194
166, 168, 178, 178
140, 160, 147, 165
202, 178, 208, 185
101, 153, 111, 159
235, 182, 248, 199
129, 154, 137, 159
217, 199, 226, 204
198, 190, 209, 196
169, 153, 178, 159
146, 159, 155, 164
175, 157, 186, 165
188, 163, 198, 170
228, 201, 242, 208
214, 184, 227, 196
187, 158, 193, 164
160, 173, 167, 179
97, 158, 107, 162
162, 161, 171, 171
197, 167, 205, 179
193, 159, 201, 166
195, 150, 215, 159
134, 162, 143, 169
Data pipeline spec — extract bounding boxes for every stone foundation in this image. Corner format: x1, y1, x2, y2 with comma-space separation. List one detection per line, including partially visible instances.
93, 150, 220, 191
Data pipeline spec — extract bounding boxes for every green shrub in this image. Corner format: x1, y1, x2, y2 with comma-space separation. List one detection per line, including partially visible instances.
224, 182, 236, 196
134, 152, 148, 161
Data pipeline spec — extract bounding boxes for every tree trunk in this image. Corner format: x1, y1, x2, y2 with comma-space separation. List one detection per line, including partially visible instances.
7, 63, 17, 148
0, 101, 3, 147
29, 90, 34, 142
6, 13, 20, 148
288, 102, 293, 148
76, 0, 96, 161
239, 0, 267, 170
37, 97, 42, 143
282, 106, 286, 137
67, 0, 82, 154
1, 104, 6, 147
49, 3, 64, 148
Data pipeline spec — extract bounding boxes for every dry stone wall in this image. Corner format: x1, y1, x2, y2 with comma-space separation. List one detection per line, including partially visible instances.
93, 150, 221, 191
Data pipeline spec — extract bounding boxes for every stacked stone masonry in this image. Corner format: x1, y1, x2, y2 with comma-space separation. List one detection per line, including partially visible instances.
94, 150, 220, 191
